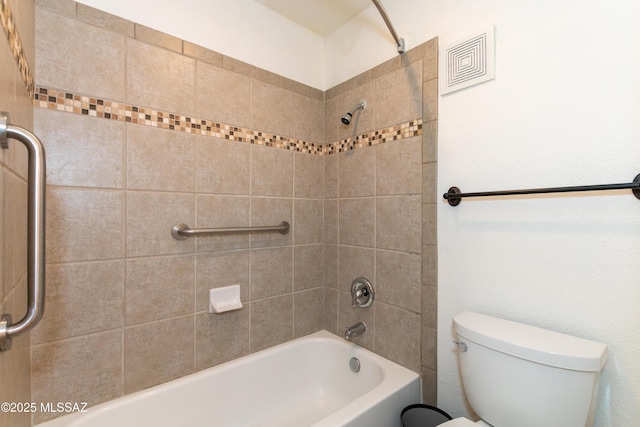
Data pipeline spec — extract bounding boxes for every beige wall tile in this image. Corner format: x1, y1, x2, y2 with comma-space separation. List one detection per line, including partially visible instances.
423, 203, 437, 246
421, 367, 437, 405
294, 244, 324, 291
294, 94, 324, 144
376, 250, 421, 313
339, 81, 376, 140
36, 8, 126, 100
251, 145, 293, 197
294, 152, 323, 199
422, 38, 438, 82
294, 287, 324, 338
324, 244, 339, 289
125, 255, 195, 326
196, 309, 250, 370
337, 246, 375, 293
294, 199, 323, 244
422, 325, 437, 371
422, 162, 437, 204
323, 154, 339, 198
339, 147, 375, 197
196, 250, 250, 312
375, 303, 421, 372
76, 3, 134, 37
35, 109, 123, 189
32, 261, 124, 344
250, 294, 293, 352
376, 195, 422, 253
35, 0, 75, 17
126, 39, 195, 115
196, 195, 251, 252
134, 24, 181, 52
250, 197, 293, 249
251, 79, 294, 137
124, 316, 194, 393
339, 198, 375, 247
323, 199, 338, 244
324, 96, 340, 144
324, 287, 338, 334
423, 120, 438, 163
125, 191, 194, 257
376, 60, 423, 129
196, 136, 250, 195
196, 62, 251, 127
184, 42, 223, 67
423, 78, 438, 122
31, 331, 123, 424
422, 244, 437, 287
47, 188, 123, 263
250, 247, 293, 300
422, 285, 437, 328
376, 136, 422, 196
126, 124, 195, 192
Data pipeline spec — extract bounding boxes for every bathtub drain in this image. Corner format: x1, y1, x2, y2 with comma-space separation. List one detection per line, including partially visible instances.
350, 357, 361, 373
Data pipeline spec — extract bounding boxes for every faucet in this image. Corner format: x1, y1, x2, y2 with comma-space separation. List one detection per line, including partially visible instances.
344, 321, 367, 340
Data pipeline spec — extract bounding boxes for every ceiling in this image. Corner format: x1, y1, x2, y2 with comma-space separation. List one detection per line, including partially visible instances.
253, 0, 372, 37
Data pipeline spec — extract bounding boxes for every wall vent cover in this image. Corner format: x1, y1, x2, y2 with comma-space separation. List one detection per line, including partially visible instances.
440, 26, 495, 95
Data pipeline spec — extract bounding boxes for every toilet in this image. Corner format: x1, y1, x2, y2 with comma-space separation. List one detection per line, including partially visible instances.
442, 311, 608, 427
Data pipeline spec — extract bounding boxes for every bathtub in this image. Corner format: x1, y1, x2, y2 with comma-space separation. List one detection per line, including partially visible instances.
39, 330, 421, 427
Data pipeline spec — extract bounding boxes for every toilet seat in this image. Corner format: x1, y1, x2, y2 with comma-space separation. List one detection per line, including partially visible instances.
440, 417, 484, 426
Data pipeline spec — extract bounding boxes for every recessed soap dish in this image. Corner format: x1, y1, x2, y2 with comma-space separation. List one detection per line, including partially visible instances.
209, 285, 243, 314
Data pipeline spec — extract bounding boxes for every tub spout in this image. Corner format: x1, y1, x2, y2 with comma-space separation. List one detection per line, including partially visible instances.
344, 321, 367, 340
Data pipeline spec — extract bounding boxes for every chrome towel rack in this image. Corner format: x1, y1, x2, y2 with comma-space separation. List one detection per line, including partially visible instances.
0, 112, 46, 352
444, 173, 640, 206
171, 221, 290, 240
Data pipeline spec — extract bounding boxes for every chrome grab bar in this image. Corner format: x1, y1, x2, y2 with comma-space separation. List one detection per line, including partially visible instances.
0, 112, 46, 352
171, 221, 290, 240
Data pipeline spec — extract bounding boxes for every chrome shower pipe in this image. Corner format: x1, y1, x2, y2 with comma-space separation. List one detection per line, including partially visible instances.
372, 0, 405, 54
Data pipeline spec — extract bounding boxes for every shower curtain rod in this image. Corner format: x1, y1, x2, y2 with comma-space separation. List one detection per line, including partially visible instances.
372, 0, 405, 54
443, 173, 640, 206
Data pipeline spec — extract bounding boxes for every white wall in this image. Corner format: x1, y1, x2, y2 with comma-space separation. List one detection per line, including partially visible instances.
75, 1, 640, 424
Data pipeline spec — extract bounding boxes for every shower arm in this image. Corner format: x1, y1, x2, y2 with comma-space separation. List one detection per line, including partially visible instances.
372, 0, 405, 54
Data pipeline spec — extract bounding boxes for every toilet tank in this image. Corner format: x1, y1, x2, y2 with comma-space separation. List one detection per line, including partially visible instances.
453, 311, 607, 427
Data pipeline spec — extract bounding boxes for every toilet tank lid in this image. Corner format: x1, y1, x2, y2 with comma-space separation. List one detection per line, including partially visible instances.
453, 311, 608, 372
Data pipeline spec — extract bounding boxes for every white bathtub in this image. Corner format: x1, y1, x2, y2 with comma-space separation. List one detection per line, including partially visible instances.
39, 330, 421, 427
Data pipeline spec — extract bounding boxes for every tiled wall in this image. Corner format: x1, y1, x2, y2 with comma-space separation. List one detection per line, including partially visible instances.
323, 41, 438, 403
29, 0, 438, 423
0, 1, 35, 426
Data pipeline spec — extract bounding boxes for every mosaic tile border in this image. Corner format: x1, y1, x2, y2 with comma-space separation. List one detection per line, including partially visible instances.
34, 86, 422, 156
0, 0, 34, 98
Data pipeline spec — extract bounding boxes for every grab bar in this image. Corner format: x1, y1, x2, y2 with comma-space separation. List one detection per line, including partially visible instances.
0, 112, 46, 352
444, 173, 640, 206
171, 221, 290, 240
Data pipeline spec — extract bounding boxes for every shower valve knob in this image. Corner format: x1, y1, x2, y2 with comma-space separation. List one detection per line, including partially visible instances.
351, 277, 375, 308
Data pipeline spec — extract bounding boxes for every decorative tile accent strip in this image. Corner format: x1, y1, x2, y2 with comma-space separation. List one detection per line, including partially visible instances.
34, 86, 422, 156
0, 0, 34, 97
323, 121, 423, 155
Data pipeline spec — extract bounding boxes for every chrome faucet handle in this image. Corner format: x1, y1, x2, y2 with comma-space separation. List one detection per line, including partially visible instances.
351, 277, 374, 308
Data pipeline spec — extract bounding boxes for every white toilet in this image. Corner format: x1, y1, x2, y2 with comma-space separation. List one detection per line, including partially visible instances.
442, 311, 608, 427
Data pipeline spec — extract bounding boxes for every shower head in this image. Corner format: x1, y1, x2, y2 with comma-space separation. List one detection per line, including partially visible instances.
341, 100, 367, 126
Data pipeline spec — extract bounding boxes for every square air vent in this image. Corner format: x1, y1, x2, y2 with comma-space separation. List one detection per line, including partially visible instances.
440, 26, 495, 95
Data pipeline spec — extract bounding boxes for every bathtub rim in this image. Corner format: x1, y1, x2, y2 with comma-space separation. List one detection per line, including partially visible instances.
37, 329, 421, 427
